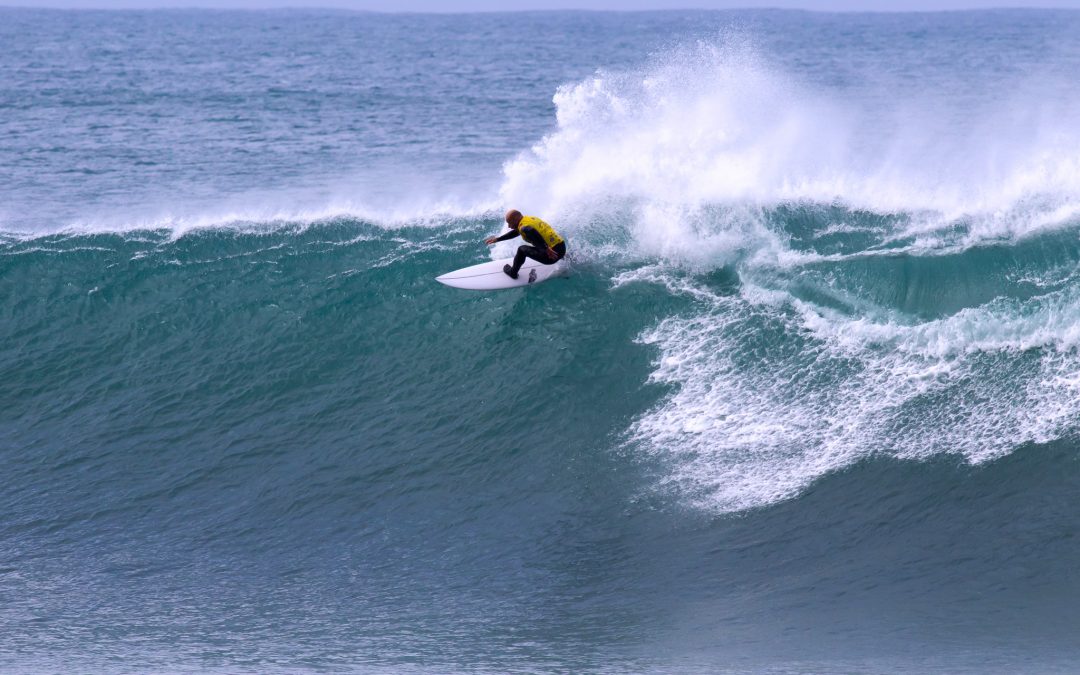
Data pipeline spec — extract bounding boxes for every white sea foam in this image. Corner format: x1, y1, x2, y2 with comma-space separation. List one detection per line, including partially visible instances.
623, 270, 1080, 513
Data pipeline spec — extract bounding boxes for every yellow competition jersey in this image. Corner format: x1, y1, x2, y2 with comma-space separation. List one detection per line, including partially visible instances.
520, 215, 564, 247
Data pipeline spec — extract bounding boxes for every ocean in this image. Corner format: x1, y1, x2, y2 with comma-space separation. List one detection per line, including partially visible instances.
4, 7, 1080, 672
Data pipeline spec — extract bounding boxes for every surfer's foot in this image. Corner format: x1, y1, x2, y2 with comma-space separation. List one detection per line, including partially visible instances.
503, 264, 518, 279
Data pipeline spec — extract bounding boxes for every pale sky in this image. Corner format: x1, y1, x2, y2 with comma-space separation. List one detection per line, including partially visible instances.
8, 0, 1080, 11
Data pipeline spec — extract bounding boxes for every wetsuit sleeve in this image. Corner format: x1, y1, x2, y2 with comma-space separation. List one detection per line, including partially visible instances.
494, 230, 520, 242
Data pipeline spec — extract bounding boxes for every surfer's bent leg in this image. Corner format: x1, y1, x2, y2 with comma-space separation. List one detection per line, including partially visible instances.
511, 242, 567, 274
512, 245, 545, 273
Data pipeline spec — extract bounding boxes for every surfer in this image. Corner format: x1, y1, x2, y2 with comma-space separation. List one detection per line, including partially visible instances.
484, 209, 566, 279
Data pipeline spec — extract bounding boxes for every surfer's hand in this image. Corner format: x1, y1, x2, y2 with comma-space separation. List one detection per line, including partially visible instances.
547, 247, 558, 260
484, 236, 498, 245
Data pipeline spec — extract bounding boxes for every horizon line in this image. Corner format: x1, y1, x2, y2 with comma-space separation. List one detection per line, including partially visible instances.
1, 4, 1077, 14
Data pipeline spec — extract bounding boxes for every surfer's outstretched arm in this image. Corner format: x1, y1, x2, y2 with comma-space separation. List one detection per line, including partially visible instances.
484, 230, 520, 245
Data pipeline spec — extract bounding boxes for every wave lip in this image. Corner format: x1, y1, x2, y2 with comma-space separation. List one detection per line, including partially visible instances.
0, 195, 502, 243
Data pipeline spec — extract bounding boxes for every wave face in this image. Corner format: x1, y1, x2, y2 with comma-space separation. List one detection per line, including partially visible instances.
5, 8, 1080, 674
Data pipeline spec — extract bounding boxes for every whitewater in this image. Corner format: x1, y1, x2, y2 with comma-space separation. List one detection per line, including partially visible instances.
4, 7, 1080, 673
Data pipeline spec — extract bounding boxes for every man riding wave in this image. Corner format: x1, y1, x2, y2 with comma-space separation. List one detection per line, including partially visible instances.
485, 209, 566, 279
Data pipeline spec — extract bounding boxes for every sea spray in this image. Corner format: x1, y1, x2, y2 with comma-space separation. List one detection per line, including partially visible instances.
501, 34, 1080, 264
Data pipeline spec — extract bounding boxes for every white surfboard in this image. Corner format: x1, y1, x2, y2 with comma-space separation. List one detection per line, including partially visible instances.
436, 257, 566, 291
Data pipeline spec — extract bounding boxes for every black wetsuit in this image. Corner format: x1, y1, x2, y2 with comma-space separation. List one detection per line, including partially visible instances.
494, 226, 567, 274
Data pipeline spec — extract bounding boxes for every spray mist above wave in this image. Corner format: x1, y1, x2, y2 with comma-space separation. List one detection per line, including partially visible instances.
501, 35, 1080, 265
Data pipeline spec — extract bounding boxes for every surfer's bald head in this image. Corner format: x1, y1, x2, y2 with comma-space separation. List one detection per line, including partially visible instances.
505, 209, 523, 228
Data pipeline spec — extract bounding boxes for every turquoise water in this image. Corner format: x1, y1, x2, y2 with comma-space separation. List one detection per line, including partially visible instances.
5, 8, 1080, 672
